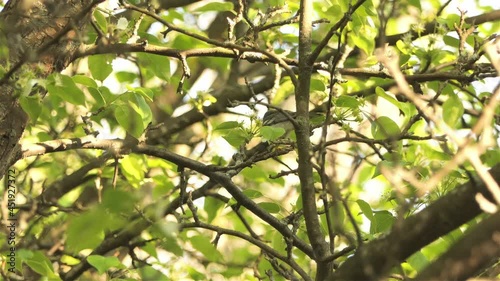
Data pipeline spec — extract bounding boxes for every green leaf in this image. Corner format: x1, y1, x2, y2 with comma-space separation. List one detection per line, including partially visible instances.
408, 0, 421, 9
350, 7, 376, 55
114, 92, 153, 138
420, 144, 452, 161
438, 14, 461, 30
222, 131, 248, 147
356, 199, 373, 220
87, 255, 126, 275
325, 5, 344, 22
351, 26, 376, 55
61, 255, 80, 266
396, 40, 411, 55
115, 71, 137, 83
152, 177, 175, 199
482, 149, 500, 166
97, 86, 114, 104
311, 77, 326, 92
88, 87, 106, 108
114, 104, 143, 138
131, 87, 154, 102
370, 211, 395, 234
242, 189, 264, 199
371, 116, 401, 139
66, 210, 106, 253
193, 2, 234, 13
72, 74, 98, 87
273, 77, 295, 104
216, 124, 249, 147
190, 235, 223, 262
89, 54, 113, 81
102, 188, 137, 213
258, 202, 281, 214
14, 249, 33, 272
442, 93, 464, 128
120, 154, 145, 186
215, 121, 240, 130
20, 95, 42, 123
357, 166, 375, 186
336, 95, 360, 108
375, 86, 413, 116
260, 126, 286, 141
25, 251, 61, 280
270, 232, 286, 256
161, 237, 184, 257
204, 197, 225, 223
137, 53, 171, 81
139, 266, 170, 281
142, 242, 159, 260
46, 74, 86, 105
221, 267, 245, 278
93, 10, 108, 33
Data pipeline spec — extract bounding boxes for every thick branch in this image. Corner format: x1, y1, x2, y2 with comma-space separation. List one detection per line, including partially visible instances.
297, 0, 332, 280
40, 155, 111, 203
413, 211, 500, 281
0, 0, 101, 180
332, 165, 499, 281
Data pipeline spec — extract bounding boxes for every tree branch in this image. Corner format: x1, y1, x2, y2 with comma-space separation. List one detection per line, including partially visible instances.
413, 211, 500, 281
297, 0, 332, 280
331, 165, 499, 281
385, 9, 500, 46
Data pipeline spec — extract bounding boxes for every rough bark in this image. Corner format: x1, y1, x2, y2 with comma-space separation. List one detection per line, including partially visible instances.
0, 0, 99, 179
413, 211, 500, 281
331, 165, 500, 281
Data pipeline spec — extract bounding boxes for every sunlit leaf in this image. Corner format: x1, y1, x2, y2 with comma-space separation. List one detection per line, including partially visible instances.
88, 255, 126, 275
88, 55, 113, 81
136, 53, 171, 81
258, 202, 281, 213
114, 92, 152, 138
25, 251, 60, 280
72, 74, 98, 87
191, 235, 223, 262
46, 74, 85, 105
370, 211, 395, 234
357, 199, 373, 220
260, 126, 286, 141
204, 197, 225, 223
20, 95, 42, 123
193, 2, 234, 13
336, 95, 360, 108
221, 128, 249, 147
215, 121, 240, 130
371, 116, 401, 139
66, 211, 106, 253
442, 93, 464, 128
120, 154, 145, 186
93, 10, 107, 32
88, 87, 106, 109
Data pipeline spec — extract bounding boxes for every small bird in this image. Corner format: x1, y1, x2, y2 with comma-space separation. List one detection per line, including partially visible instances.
262, 109, 296, 132
262, 109, 324, 138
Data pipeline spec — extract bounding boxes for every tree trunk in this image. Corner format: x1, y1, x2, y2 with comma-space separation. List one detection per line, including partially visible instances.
0, 0, 99, 179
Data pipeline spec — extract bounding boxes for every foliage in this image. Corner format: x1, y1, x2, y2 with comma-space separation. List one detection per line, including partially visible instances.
0, 0, 499, 280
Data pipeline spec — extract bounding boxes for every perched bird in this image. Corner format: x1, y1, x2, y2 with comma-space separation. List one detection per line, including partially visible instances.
262, 109, 324, 138
262, 109, 296, 132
